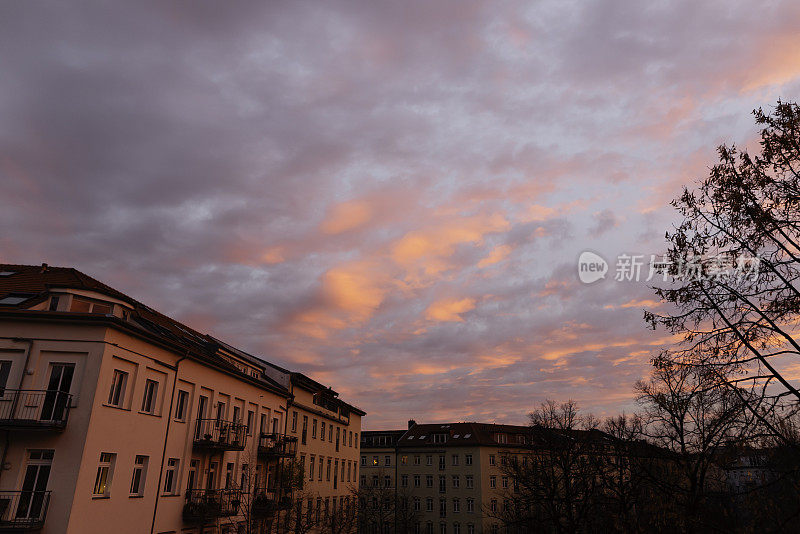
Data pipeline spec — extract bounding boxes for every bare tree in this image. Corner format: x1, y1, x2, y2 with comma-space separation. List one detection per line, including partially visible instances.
635, 355, 753, 533
646, 100, 800, 448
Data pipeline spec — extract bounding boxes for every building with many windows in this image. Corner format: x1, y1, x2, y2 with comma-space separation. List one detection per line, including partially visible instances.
361, 421, 549, 534
0, 263, 364, 534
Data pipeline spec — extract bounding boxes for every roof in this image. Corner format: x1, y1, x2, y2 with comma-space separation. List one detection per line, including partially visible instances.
0, 263, 363, 412
362, 421, 619, 449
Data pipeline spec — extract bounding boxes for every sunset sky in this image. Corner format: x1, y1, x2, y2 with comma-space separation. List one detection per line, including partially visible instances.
2, 1, 800, 429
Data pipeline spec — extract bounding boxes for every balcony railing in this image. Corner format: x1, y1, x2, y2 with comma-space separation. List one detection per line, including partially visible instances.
193, 418, 246, 451
251, 491, 292, 517
0, 491, 51, 531
183, 489, 241, 522
258, 433, 297, 458
0, 390, 72, 430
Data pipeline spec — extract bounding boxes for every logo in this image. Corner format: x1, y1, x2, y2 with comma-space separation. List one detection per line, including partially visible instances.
578, 251, 608, 284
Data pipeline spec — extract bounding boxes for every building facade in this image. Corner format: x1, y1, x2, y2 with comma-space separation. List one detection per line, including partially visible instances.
0, 263, 364, 534
360, 422, 545, 534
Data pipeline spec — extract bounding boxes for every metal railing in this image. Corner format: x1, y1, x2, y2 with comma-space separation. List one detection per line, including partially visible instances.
193, 418, 246, 451
183, 489, 241, 521
251, 491, 292, 517
0, 390, 72, 429
257, 433, 298, 458
0, 490, 51, 530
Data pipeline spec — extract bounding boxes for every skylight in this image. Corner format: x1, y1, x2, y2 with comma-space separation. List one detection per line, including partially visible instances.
0, 296, 29, 305
0, 271, 16, 277
464, 433, 471, 438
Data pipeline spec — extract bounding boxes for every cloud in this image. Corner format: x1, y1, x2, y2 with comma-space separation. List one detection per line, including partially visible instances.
425, 297, 477, 322
2, 0, 800, 428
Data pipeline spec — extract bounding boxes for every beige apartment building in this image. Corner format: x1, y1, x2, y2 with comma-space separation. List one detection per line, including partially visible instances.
0, 263, 364, 534
360, 422, 538, 534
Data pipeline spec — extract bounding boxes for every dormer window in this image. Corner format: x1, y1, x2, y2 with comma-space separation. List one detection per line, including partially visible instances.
70, 297, 113, 315
432, 433, 447, 444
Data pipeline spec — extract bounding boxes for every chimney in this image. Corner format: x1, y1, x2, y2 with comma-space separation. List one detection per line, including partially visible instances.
408, 419, 416, 429
40, 263, 49, 273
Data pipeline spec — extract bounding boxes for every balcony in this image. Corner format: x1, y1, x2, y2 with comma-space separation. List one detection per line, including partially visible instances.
0, 390, 72, 431
258, 433, 297, 458
183, 489, 241, 522
0, 491, 51, 531
193, 418, 246, 451
251, 491, 292, 518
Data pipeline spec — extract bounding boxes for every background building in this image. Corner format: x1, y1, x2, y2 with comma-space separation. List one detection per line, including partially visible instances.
361, 421, 539, 534
0, 263, 364, 534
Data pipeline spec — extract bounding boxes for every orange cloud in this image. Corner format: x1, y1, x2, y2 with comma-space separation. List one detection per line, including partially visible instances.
425, 297, 476, 322
478, 244, 512, 268
285, 260, 389, 339
391, 212, 510, 285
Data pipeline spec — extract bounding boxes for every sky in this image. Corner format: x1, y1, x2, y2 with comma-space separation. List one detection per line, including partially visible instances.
2, 1, 800, 429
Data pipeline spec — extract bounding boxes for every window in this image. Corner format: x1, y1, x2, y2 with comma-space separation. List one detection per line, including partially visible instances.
465, 454, 472, 466
439, 455, 445, 470
69, 296, 107, 313
384, 475, 391, 488
48, 295, 60, 311
401, 455, 408, 465
361, 456, 367, 467
489, 476, 496, 488
489, 454, 495, 466
327, 458, 332, 481
414, 497, 421, 511
163, 458, 179, 494
302, 415, 308, 445
453, 498, 460, 513
292, 411, 298, 432
225, 462, 234, 488
426, 475, 433, 488
93, 453, 116, 497
310, 456, 316, 480
426, 455, 433, 466
385, 455, 391, 466
467, 525, 475, 534
452, 454, 459, 466
439, 498, 446, 518
187, 459, 198, 490
129, 455, 148, 496
246, 410, 254, 435
439, 475, 446, 493
466, 475, 473, 489
452, 475, 460, 488
232, 406, 241, 424
414, 475, 421, 488
426, 497, 433, 512
321, 421, 326, 439
329, 424, 333, 442
174, 390, 188, 421
312, 419, 318, 439
433, 433, 447, 444
466, 499, 474, 513
107, 370, 128, 407
501, 476, 508, 489
401, 474, 408, 487
414, 455, 421, 465
372, 456, 379, 467
453, 523, 461, 534
141, 379, 158, 414
0, 361, 10, 394
360, 474, 367, 486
